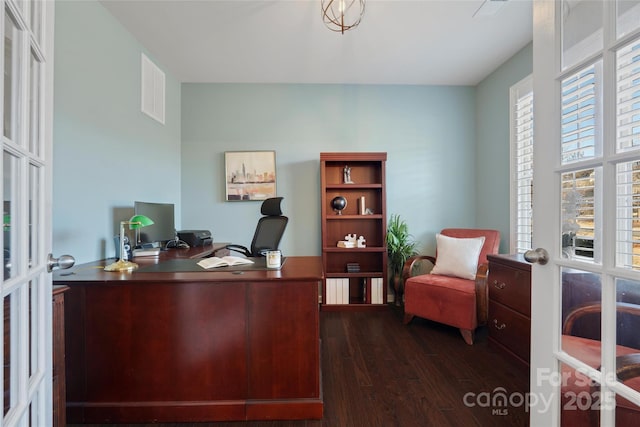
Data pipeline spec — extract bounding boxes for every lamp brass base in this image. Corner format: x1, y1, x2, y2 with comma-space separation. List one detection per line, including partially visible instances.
104, 259, 139, 272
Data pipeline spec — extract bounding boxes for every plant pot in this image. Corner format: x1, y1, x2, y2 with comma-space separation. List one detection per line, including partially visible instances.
393, 274, 404, 306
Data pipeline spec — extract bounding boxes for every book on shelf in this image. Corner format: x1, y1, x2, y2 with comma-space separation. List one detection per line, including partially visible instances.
325, 278, 349, 304
197, 256, 254, 269
346, 262, 360, 273
371, 277, 384, 304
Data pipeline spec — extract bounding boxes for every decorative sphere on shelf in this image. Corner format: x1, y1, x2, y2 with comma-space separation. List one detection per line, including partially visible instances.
331, 196, 347, 215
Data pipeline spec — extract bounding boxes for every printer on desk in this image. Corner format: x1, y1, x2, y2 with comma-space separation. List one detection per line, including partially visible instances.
177, 230, 212, 247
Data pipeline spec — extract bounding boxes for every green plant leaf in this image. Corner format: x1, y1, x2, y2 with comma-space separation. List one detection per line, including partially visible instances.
386, 214, 418, 277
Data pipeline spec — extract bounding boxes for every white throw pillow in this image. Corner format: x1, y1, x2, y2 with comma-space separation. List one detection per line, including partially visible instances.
430, 234, 486, 280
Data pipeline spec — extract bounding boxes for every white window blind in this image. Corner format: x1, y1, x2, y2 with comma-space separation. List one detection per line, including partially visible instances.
616, 38, 640, 269
616, 40, 640, 153
561, 63, 599, 164
559, 61, 603, 262
511, 77, 534, 253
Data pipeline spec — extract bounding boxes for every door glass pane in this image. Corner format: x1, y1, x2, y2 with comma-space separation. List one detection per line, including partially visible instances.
616, 38, 640, 153
513, 78, 534, 253
616, 160, 640, 269
562, 268, 602, 358
560, 361, 601, 426
3, 151, 16, 281
3, 293, 12, 416
560, 270, 605, 422
4, 7, 21, 141
617, 0, 640, 38
616, 399, 640, 426
561, 63, 601, 164
615, 279, 640, 405
616, 278, 640, 346
562, 0, 603, 70
29, 164, 39, 268
562, 168, 597, 261
29, 49, 41, 157
29, 279, 38, 379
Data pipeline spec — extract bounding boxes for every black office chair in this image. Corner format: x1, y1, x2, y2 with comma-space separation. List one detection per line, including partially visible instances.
225, 197, 288, 257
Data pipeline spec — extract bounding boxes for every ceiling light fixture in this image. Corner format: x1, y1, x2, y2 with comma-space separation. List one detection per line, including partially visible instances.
321, 0, 365, 34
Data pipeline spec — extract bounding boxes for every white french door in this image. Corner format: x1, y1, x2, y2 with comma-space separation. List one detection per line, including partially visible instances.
531, 1, 640, 426
1, 0, 54, 426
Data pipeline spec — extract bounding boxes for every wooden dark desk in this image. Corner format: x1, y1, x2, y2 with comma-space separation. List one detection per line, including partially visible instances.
53, 248, 323, 423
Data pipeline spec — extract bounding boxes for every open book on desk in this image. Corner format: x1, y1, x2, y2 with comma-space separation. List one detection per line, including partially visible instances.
197, 256, 254, 269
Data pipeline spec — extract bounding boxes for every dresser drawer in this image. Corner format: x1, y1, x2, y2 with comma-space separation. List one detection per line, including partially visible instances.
488, 262, 531, 316
488, 301, 531, 363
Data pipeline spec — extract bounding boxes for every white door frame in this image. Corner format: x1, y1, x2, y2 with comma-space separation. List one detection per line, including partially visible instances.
531, 1, 640, 426
530, 2, 560, 425
1, 0, 55, 425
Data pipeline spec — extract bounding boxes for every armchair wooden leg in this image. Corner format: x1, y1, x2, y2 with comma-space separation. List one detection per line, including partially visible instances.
460, 329, 474, 345
403, 313, 414, 325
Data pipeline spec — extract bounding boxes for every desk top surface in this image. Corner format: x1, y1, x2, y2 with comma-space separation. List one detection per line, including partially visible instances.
53, 244, 323, 284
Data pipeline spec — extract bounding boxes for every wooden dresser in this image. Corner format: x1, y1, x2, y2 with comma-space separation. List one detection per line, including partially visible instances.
487, 254, 531, 368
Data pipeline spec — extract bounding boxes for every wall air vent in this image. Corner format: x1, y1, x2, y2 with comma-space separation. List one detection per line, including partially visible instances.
141, 53, 165, 125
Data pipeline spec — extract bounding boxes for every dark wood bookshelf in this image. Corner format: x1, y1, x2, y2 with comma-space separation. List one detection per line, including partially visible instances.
320, 152, 387, 310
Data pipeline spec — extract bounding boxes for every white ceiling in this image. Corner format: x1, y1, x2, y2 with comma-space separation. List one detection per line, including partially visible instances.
99, 0, 533, 86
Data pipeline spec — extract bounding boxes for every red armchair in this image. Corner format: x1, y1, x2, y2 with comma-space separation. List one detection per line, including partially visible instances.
402, 228, 501, 345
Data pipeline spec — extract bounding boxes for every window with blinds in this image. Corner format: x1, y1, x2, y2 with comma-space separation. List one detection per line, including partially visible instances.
561, 63, 600, 164
560, 62, 602, 261
511, 76, 534, 253
617, 40, 640, 152
616, 39, 640, 269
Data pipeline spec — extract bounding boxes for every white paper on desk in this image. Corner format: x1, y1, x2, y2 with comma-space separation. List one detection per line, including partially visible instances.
197, 256, 254, 269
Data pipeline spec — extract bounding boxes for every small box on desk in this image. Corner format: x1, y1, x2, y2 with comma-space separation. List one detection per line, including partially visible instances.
177, 230, 212, 247
132, 247, 161, 257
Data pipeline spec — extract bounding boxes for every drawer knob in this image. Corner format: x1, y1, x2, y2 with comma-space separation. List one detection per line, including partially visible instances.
492, 280, 506, 290
493, 319, 506, 330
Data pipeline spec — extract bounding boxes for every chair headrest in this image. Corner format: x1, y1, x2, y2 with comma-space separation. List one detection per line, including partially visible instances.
261, 197, 284, 216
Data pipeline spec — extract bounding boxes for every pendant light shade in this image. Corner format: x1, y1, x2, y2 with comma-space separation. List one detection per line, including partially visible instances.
321, 0, 365, 34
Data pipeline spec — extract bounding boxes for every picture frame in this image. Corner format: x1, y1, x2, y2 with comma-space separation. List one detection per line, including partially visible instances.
224, 150, 277, 201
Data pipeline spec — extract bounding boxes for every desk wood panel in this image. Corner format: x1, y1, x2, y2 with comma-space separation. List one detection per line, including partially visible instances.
56, 255, 323, 423
82, 283, 247, 401
248, 281, 320, 399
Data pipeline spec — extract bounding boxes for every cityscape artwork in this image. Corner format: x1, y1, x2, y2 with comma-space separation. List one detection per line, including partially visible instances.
224, 151, 277, 201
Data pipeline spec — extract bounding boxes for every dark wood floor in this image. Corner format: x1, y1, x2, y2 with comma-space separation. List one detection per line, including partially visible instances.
70, 305, 530, 427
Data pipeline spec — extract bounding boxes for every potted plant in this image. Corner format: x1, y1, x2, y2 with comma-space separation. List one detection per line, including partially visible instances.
386, 214, 418, 306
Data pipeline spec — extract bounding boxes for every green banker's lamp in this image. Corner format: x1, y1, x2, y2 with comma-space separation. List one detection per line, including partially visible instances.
104, 214, 154, 272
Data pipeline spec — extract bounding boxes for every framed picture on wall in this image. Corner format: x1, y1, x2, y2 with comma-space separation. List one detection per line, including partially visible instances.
224, 151, 277, 201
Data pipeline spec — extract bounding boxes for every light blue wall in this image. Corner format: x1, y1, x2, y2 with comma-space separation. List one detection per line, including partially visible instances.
53, 0, 181, 264
475, 42, 534, 253
181, 84, 477, 256
52, 0, 533, 263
